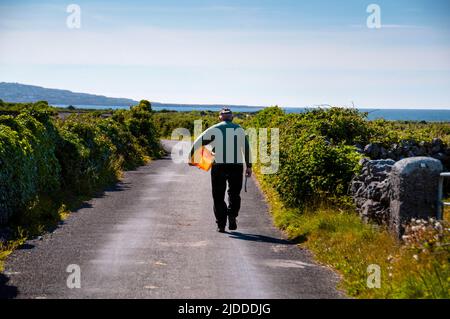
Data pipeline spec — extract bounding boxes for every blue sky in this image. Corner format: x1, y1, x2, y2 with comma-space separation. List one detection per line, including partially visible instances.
0, 0, 450, 108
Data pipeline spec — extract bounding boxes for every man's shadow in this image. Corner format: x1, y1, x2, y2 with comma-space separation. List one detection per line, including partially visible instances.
227, 232, 303, 245
0, 273, 18, 299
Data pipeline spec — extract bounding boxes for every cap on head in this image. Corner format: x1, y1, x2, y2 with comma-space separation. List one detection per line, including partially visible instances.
219, 107, 233, 116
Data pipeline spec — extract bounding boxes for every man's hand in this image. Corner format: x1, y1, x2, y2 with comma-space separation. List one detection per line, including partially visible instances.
245, 167, 252, 178
187, 155, 195, 166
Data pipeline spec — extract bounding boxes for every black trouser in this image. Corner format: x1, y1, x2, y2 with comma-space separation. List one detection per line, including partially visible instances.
211, 164, 244, 228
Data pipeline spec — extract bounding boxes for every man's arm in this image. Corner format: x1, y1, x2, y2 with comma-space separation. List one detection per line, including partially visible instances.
189, 128, 215, 161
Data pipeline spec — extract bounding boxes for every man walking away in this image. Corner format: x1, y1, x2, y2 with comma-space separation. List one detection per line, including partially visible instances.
189, 108, 252, 233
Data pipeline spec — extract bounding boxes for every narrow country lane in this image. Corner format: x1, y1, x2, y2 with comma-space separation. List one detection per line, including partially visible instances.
0, 140, 344, 299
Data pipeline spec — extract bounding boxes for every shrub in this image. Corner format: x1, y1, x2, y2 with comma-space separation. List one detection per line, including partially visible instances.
15, 112, 61, 194
248, 107, 366, 208
126, 101, 161, 156
0, 100, 162, 226
274, 136, 362, 207
56, 114, 118, 194
152, 110, 246, 138
0, 122, 35, 219
0, 106, 61, 221
96, 118, 145, 169
294, 108, 371, 145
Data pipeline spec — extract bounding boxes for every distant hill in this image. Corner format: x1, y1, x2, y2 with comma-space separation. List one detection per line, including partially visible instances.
0, 82, 264, 110
0, 82, 138, 106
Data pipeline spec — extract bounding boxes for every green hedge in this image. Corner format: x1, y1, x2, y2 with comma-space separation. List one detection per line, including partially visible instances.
246, 106, 450, 209
0, 104, 60, 222
246, 107, 369, 207
152, 110, 248, 138
0, 100, 162, 225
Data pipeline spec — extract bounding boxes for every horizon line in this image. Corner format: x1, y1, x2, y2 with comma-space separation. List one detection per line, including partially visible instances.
2, 81, 450, 111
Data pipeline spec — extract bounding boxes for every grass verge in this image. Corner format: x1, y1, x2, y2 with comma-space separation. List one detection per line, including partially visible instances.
254, 171, 450, 299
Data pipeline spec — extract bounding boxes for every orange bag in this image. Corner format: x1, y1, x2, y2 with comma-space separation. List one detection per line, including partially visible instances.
191, 146, 214, 172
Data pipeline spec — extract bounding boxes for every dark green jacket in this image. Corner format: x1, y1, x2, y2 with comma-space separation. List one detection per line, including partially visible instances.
189, 121, 252, 167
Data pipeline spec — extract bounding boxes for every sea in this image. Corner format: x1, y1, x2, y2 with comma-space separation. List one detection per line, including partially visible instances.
55, 104, 450, 122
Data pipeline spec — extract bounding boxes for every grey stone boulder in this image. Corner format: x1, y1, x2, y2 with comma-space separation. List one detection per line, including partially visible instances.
389, 157, 443, 236
364, 143, 380, 158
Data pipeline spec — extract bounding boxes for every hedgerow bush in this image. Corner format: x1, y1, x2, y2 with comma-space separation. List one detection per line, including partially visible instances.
16, 109, 61, 194
247, 107, 367, 208
96, 117, 145, 170
56, 114, 119, 194
0, 104, 61, 223
0, 100, 162, 226
56, 101, 162, 194
152, 110, 247, 138
126, 101, 161, 156
275, 136, 362, 206
0, 121, 35, 221
247, 106, 450, 208
368, 119, 450, 146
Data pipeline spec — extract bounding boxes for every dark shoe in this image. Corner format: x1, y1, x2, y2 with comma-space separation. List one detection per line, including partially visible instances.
217, 227, 226, 233
228, 216, 237, 231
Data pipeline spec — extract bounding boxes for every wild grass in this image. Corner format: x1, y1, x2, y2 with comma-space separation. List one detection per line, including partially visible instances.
255, 170, 450, 299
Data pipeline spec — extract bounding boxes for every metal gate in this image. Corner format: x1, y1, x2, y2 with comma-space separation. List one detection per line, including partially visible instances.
438, 172, 450, 220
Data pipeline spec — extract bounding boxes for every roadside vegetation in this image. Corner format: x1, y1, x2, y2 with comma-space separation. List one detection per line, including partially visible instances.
0, 100, 162, 270
247, 107, 449, 299
0, 99, 114, 115
152, 110, 249, 138
139, 106, 450, 298
1, 102, 448, 298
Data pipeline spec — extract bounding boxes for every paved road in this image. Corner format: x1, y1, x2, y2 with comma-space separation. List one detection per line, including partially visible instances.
0, 140, 344, 299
